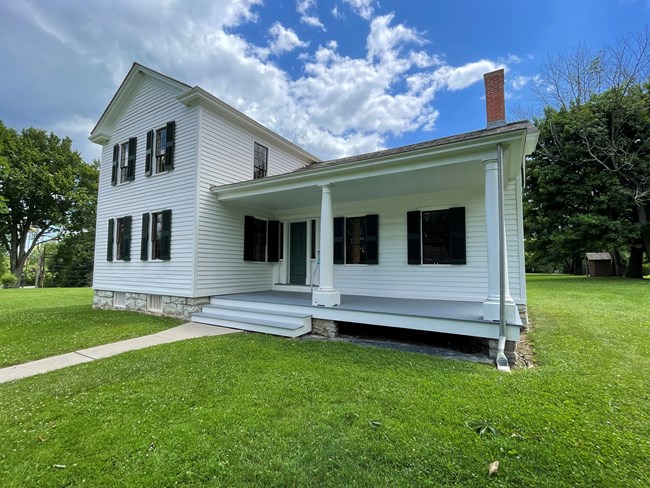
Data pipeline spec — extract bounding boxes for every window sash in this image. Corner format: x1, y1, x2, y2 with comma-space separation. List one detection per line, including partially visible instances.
345, 217, 367, 264
155, 128, 167, 173
120, 142, 129, 182
151, 212, 163, 260
253, 142, 268, 179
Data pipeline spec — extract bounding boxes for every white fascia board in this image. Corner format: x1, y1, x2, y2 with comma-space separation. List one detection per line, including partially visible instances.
89, 63, 189, 144
176, 87, 319, 165
212, 129, 529, 201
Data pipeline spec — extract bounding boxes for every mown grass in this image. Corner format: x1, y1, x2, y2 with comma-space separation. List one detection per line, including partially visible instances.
0, 288, 182, 367
0, 276, 648, 486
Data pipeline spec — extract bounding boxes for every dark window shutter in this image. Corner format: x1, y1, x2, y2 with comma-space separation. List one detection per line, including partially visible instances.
127, 137, 137, 181
267, 220, 280, 262
164, 121, 175, 171
366, 214, 379, 265
333, 217, 344, 264
140, 213, 150, 261
279, 222, 284, 260
449, 207, 466, 265
243, 215, 255, 261
145, 130, 153, 176
107, 219, 114, 261
111, 144, 119, 186
122, 216, 132, 261
407, 211, 421, 265
160, 210, 172, 260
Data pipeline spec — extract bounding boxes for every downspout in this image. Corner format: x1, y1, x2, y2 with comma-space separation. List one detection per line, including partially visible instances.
496, 143, 511, 372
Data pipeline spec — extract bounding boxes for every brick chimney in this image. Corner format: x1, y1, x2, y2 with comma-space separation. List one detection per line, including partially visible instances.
484, 69, 506, 128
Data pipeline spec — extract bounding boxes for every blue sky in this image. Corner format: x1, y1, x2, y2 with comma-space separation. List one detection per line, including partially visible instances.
0, 0, 648, 162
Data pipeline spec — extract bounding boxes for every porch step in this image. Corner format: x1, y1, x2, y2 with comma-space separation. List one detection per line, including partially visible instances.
191, 304, 312, 338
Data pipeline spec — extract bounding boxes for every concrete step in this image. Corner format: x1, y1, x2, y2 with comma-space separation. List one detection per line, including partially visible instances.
191, 304, 312, 338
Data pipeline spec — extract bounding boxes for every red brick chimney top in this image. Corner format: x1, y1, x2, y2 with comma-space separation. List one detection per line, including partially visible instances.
484, 69, 506, 128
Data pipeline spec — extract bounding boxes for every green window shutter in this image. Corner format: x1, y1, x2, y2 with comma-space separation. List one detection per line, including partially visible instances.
449, 207, 466, 265
111, 144, 119, 186
140, 213, 150, 261
267, 220, 280, 262
107, 219, 114, 261
365, 214, 379, 265
145, 130, 153, 176
243, 215, 255, 261
407, 211, 421, 265
333, 217, 344, 264
122, 216, 132, 261
160, 210, 172, 260
127, 137, 137, 181
164, 121, 175, 171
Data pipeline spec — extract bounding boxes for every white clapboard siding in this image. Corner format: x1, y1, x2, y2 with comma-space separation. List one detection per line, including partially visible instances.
193, 106, 314, 296
93, 77, 199, 297
273, 183, 525, 303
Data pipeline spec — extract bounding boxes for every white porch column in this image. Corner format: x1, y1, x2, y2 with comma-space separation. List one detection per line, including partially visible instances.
312, 184, 340, 307
483, 159, 517, 322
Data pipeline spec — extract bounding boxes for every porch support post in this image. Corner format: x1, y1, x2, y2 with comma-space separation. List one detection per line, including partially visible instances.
483, 159, 517, 322
312, 184, 340, 307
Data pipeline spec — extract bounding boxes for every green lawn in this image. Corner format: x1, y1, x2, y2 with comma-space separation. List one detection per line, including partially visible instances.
0, 288, 182, 367
0, 276, 648, 486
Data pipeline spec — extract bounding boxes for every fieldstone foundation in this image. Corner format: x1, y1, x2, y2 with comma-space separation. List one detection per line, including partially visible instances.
518, 304, 529, 329
312, 318, 339, 338
93, 290, 210, 320
484, 338, 517, 365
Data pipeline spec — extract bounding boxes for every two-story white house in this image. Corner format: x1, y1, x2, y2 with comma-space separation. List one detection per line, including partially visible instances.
90, 63, 538, 363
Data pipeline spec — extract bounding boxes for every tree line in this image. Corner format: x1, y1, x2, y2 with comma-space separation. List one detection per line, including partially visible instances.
524, 27, 650, 276
0, 121, 98, 288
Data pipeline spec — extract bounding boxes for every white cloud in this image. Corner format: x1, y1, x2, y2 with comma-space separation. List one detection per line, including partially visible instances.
267, 22, 308, 56
433, 60, 505, 91
511, 74, 541, 90
1, 0, 519, 161
342, 0, 375, 19
297, 0, 325, 30
52, 115, 102, 162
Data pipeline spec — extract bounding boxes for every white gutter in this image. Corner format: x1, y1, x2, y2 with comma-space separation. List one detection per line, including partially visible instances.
496, 143, 511, 372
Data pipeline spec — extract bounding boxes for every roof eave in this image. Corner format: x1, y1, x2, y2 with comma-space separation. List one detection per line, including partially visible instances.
176, 87, 320, 164
212, 125, 532, 200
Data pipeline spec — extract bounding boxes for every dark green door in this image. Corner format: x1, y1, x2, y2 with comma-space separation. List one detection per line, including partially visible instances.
290, 222, 307, 285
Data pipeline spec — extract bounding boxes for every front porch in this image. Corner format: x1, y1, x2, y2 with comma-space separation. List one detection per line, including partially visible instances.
190, 290, 522, 341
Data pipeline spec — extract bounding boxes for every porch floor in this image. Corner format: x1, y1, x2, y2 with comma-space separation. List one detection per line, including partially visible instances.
217, 291, 486, 323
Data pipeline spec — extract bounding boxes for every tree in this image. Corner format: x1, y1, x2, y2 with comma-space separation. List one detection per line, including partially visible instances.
529, 28, 650, 275
0, 121, 99, 286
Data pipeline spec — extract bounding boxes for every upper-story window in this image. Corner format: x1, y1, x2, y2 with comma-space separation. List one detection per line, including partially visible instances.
145, 121, 175, 176
253, 142, 268, 179
111, 138, 136, 185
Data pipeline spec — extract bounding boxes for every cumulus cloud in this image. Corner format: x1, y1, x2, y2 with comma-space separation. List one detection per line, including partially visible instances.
297, 0, 325, 29
0, 0, 519, 161
343, 0, 375, 19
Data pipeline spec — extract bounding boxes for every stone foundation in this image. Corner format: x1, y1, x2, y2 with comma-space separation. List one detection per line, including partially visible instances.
518, 304, 529, 328
93, 290, 210, 320
311, 318, 338, 338
484, 338, 517, 365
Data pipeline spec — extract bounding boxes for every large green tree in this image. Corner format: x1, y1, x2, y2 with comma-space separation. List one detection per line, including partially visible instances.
0, 121, 99, 286
527, 28, 650, 276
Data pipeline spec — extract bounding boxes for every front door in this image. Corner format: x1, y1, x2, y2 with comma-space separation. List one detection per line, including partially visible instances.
289, 222, 307, 285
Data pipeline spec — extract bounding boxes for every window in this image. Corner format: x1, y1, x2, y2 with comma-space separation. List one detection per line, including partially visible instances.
140, 210, 172, 261
107, 216, 131, 262
333, 215, 379, 265
147, 294, 162, 312
146, 121, 175, 176
120, 142, 129, 182
244, 216, 280, 262
155, 127, 167, 173
111, 138, 136, 185
253, 142, 268, 179
407, 207, 466, 265
114, 292, 126, 308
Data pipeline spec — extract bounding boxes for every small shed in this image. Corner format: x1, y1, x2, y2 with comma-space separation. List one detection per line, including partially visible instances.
586, 253, 613, 277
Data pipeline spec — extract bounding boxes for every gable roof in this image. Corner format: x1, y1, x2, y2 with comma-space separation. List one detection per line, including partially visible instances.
89, 63, 320, 163
89, 63, 190, 144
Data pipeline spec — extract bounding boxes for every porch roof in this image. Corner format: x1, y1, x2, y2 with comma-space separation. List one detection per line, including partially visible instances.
210, 121, 538, 211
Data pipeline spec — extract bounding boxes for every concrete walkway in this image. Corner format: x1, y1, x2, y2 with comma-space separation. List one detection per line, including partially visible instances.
0, 322, 238, 384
